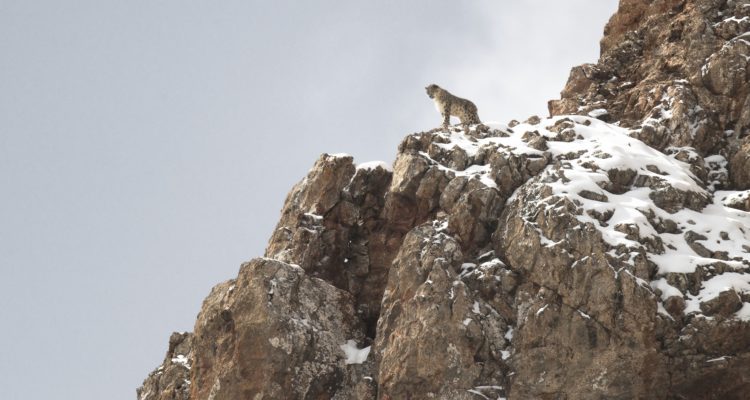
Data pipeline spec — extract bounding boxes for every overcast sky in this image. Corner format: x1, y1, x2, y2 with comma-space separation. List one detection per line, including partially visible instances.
0, 1, 618, 399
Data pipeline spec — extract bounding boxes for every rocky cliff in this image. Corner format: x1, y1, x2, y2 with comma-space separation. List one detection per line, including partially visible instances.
138, 1, 750, 399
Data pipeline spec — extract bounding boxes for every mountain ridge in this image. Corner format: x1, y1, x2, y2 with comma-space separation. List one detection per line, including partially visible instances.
138, 1, 750, 398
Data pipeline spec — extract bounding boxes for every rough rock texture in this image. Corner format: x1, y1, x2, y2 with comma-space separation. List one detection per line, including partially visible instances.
549, 0, 750, 186
264, 153, 394, 335
139, 1, 750, 399
375, 224, 511, 400
189, 258, 371, 399
138, 332, 193, 400
731, 137, 750, 188
498, 178, 667, 399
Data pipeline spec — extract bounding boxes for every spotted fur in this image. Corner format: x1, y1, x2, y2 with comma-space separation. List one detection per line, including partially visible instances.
425, 84, 481, 127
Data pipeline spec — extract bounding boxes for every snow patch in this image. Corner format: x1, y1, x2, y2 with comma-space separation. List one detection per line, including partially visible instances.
411, 115, 750, 320
171, 354, 191, 369
340, 340, 371, 365
356, 160, 393, 172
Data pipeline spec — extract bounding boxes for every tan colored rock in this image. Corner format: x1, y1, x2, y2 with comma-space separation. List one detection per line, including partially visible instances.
550, 0, 750, 160
660, 317, 750, 400
375, 224, 509, 400
730, 138, 750, 189
140, 2, 750, 399
264, 152, 394, 331
702, 39, 750, 97
137, 332, 193, 400
190, 258, 367, 400
443, 178, 503, 250
700, 288, 743, 317
497, 177, 668, 399
664, 295, 686, 317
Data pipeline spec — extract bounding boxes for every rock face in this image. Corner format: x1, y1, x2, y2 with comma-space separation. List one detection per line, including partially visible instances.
137, 332, 193, 400
548, 0, 750, 185
139, 1, 750, 399
374, 224, 510, 400
189, 258, 372, 399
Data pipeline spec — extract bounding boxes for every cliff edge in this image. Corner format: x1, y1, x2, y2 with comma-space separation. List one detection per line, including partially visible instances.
138, 1, 750, 399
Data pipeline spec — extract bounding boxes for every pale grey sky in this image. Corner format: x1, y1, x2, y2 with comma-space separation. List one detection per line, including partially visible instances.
0, 1, 618, 399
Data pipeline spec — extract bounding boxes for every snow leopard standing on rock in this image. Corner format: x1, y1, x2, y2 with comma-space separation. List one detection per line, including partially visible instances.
425, 84, 481, 128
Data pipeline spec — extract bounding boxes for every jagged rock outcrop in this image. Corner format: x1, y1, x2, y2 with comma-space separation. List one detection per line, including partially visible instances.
264, 154, 394, 335
138, 332, 193, 400
139, 1, 750, 399
189, 258, 372, 399
549, 0, 750, 186
375, 224, 510, 400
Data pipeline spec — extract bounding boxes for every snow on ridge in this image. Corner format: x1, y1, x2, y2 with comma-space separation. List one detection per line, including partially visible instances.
418, 150, 498, 188
327, 153, 352, 158
356, 160, 393, 172
412, 116, 750, 319
532, 117, 750, 316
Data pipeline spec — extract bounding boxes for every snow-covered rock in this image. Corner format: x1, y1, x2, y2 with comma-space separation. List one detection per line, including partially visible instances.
139, 1, 750, 399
